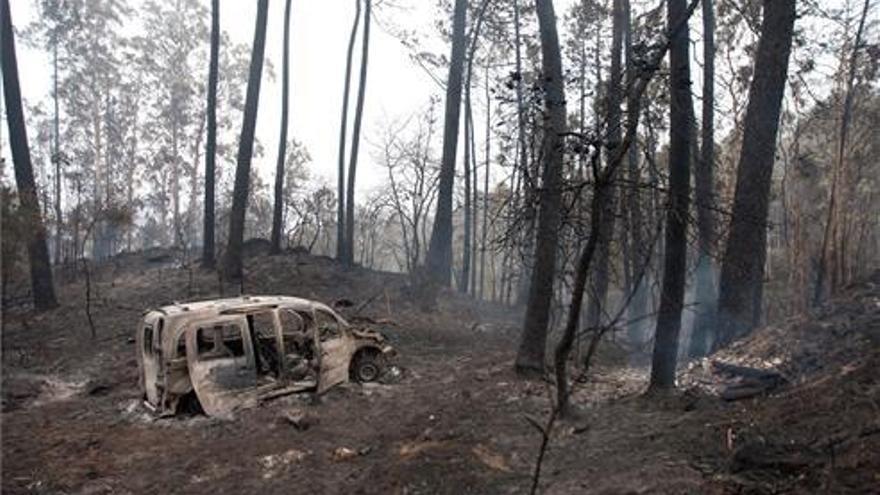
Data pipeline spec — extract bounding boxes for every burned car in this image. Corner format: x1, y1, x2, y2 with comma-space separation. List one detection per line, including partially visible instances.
135, 296, 394, 417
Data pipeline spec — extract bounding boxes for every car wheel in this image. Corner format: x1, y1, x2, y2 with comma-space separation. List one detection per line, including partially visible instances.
351, 349, 384, 383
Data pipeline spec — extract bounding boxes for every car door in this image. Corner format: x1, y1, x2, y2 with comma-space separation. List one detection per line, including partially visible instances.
184, 315, 258, 417
139, 317, 162, 407
315, 308, 356, 393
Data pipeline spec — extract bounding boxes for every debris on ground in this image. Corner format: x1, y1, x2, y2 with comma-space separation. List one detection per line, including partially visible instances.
2, 254, 878, 494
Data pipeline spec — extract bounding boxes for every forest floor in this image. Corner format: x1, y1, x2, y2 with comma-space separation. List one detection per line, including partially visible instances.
2, 249, 879, 494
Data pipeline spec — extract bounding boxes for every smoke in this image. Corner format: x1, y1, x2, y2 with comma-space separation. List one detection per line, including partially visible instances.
680, 255, 718, 360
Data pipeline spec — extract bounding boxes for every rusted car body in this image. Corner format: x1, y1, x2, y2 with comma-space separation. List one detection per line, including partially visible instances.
135, 296, 393, 417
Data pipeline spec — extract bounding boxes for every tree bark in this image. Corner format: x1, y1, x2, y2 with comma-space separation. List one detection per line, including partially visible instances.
1, 0, 58, 310
53, 40, 62, 265
514, 0, 566, 376
648, 0, 693, 390
336, 0, 361, 261
688, 0, 717, 358
171, 102, 182, 248
424, 0, 468, 286
469, 100, 479, 293
271, 0, 293, 254
815, 0, 871, 305
458, 0, 491, 294
344, 0, 371, 266
623, 0, 648, 343
460, 89, 473, 293
715, 0, 796, 350
586, 0, 625, 331
554, 0, 702, 410
479, 65, 490, 301
222, 0, 269, 282
554, 179, 605, 412
513, 0, 533, 306
202, 0, 219, 268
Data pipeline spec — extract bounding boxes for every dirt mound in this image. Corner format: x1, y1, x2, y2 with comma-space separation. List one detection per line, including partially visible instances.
680, 271, 880, 493
697, 271, 879, 380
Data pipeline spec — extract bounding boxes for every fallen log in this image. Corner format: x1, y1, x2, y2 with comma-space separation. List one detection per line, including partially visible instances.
712, 361, 788, 401
720, 384, 769, 401
711, 361, 785, 383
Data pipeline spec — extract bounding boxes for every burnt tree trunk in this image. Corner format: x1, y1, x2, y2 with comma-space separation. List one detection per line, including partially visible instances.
336, 0, 361, 261
459, 0, 491, 294
648, 0, 693, 390
688, 0, 716, 357
461, 87, 473, 293
222, 0, 269, 282
479, 66, 490, 301
553, 0, 701, 411
270, 0, 293, 254
424, 0, 467, 286
715, 0, 796, 350
623, 0, 648, 343
202, 0, 219, 268
1, 0, 58, 310
513, 0, 533, 306
555, 183, 606, 413
344, 0, 371, 266
815, 0, 871, 305
53, 40, 62, 265
515, 0, 566, 376
586, 0, 624, 331
469, 100, 479, 293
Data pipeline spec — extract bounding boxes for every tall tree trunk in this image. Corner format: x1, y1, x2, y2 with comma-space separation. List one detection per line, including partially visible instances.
90, 85, 104, 256
53, 40, 62, 265
459, 0, 491, 294
688, 0, 717, 357
222, 0, 269, 282
187, 112, 206, 250
715, 0, 796, 350
578, 43, 587, 178
514, 0, 566, 375
424, 0, 467, 286
344, 0, 371, 266
271, 0, 293, 254
172, 116, 182, 247
337, 0, 361, 261
479, 66, 490, 302
815, 0, 871, 305
586, 0, 625, 331
648, 0, 693, 390
126, 102, 141, 253
469, 102, 479, 293
1, 0, 58, 310
623, 0, 648, 343
554, 0, 701, 411
460, 89, 473, 293
513, 0, 533, 305
555, 179, 606, 413
202, 0, 219, 268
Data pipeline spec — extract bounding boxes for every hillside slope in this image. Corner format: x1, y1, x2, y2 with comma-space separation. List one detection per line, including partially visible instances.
2, 253, 877, 494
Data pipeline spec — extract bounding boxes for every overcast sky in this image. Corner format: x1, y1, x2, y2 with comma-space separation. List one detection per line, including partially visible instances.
5, 0, 865, 197
7, 0, 454, 195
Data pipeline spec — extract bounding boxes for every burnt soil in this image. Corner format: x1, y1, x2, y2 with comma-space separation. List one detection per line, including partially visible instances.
2, 251, 879, 494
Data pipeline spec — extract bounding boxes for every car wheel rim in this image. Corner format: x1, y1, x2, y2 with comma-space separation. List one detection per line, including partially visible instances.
357, 362, 379, 382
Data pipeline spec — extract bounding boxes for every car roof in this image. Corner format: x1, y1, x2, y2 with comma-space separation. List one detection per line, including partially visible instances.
147, 295, 334, 318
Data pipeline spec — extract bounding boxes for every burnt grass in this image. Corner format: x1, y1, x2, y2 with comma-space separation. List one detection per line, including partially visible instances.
2, 251, 879, 494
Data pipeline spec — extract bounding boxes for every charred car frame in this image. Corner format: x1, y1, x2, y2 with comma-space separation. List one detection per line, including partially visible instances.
135, 296, 394, 417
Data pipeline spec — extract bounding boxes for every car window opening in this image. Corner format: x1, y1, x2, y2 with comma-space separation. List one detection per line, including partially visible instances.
315, 309, 342, 342
196, 324, 246, 360
248, 312, 283, 380
143, 325, 154, 355
280, 310, 318, 381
